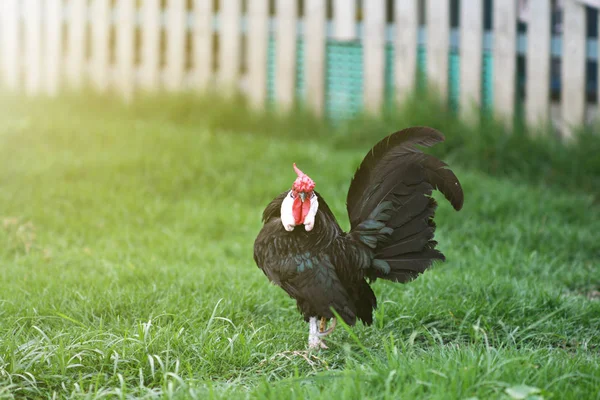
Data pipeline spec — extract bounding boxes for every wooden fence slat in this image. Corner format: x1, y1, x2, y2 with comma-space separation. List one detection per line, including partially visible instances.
561, 0, 586, 137
275, 0, 297, 110
45, 0, 62, 96
66, 0, 87, 88
91, 0, 110, 92
193, 0, 213, 90
116, 0, 135, 100
395, 0, 418, 104
1, 0, 20, 89
333, 0, 357, 41
305, 0, 327, 115
459, 0, 483, 121
363, 0, 386, 113
166, 0, 186, 91
525, 0, 551, 128
219, 0, 242, 91
247, 0, 269, 108
426, 0, 450, 98
24, 0, 42, 95
493, 0, 517, 125
141, 0, 161, 90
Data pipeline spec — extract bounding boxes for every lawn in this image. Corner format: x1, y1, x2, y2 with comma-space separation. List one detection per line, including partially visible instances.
0, 95, 599, 399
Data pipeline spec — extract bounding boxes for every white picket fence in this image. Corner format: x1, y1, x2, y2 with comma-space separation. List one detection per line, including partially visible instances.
0, 0, 597, 135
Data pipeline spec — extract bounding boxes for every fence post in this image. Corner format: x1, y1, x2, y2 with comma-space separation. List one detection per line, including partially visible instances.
275, 0, 297, 111
91, 0, 110, 93
116, 1, 135, 101
363, 0, 386, 113
66, 0, 87, 88
427, 0, 450, 99
193, 0, 213, 91
333, 0, 357, 41
45, 0, 63, 96
24, 0, 42, 95
459, 0, 483, 122
141, 0, 161, 91
305, 0, 327, 115
0, 0, 19, 90
525, 0, 551, 129
166, 0, 186, 91
395, 0, 418, 104
247, 1, 269, 107
561, 0, 586, 137
493, 0, 518, 126
219, 0, 242, 93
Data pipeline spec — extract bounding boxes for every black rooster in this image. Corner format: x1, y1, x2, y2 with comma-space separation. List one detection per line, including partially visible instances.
253, 127, 464, 349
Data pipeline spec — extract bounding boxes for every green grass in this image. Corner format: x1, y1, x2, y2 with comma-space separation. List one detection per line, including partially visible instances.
0, 94, 599, 399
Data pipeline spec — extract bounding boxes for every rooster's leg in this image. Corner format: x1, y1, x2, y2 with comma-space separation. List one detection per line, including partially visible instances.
308, 317, 328, 349
317, 317, 337, 337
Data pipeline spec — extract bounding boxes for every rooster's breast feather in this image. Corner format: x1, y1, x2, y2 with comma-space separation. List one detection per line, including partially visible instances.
253, 194, 363, 325
253, 230, 359, 324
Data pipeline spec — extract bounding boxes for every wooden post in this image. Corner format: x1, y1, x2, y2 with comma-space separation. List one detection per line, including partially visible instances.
333, 0, 357, 41
395, 0, 418, 104
247, 0, 269, 108
561, 0, 586, 137
275, 0, 297, 111
165, 0, 186, 91
525, 0, 551, 128
0, 0, 19, 90
493, 0, 517, 125
363, 0, 386, 113
45, 0, 63, 96
193, 0, 213, 91
305, 0, 327, 115
116, 0, 135, 100
24, 0, 42, 95
219, 0, 242, 92
426, 0, 450, 98
459, 0, 483, 122
66, 0, 87, 88
141, 0, 161, 91
91, 0, 110, 93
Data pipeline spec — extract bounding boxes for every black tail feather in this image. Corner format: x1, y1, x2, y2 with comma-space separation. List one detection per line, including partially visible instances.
346, 127, 463, 284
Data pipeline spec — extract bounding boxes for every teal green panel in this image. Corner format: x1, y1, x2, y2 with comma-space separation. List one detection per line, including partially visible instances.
385, 43, 395, 110
417, 46, 427, 93
325, 41, 364, 121
482, 51, 493, 114
449, 51, 460, 112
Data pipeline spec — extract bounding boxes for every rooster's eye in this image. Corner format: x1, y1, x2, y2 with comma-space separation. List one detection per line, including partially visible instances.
290, 192, 296, 199
310, 192, 315, 199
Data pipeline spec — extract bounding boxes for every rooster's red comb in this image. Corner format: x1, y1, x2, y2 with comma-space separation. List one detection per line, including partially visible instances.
292, 163, 315, 192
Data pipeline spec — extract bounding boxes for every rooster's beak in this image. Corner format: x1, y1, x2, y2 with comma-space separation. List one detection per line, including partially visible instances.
299, 192, 306, 202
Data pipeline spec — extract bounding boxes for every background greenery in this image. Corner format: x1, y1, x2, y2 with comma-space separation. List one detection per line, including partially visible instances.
0, 93, 598, 399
